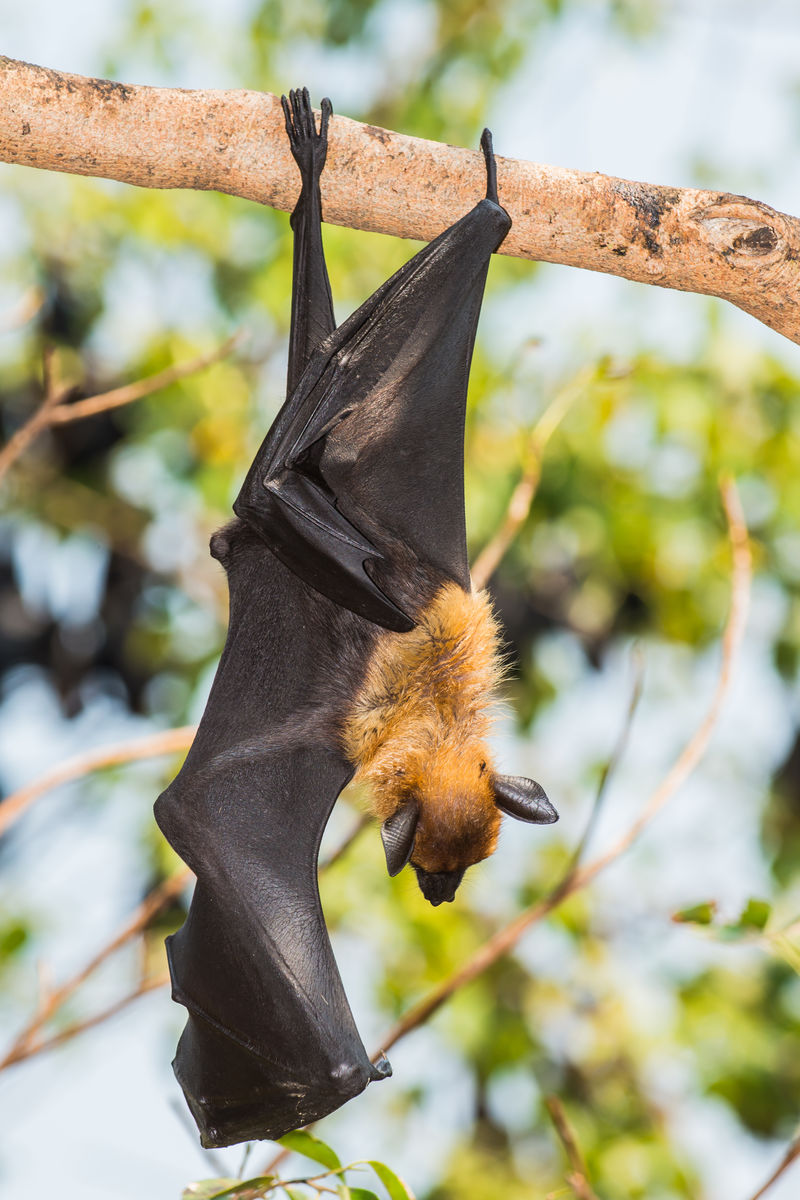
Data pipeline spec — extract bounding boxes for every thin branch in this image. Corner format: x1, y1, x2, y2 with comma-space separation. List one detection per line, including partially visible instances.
0, 333, 240, 483
375, 477, 750, 1054
1, 58, 800, 342
544, 1096, 601, 1200
562, 643, 645, 879
744, 1135, 800, 1200
0, 865, 191, 1070
0, 724, 196, 838
0, 285, 44, 332
0, 972, 170, 1069
48, 332, 242, 424
570, 475, 750, 888
471, 364, 592, 590
319, 812, 370, 870
0, 348, 70, 480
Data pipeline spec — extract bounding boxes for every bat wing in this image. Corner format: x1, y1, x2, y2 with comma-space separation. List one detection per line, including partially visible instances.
155, 740, 387, 1149
235, 193, 511, 630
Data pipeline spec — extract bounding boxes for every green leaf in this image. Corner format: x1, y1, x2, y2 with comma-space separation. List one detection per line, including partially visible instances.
278, 1131, 342, 1172
737, 898, 771, 932
672, 901, 716, 926
182, 1177, 275, 1200
368, 1161, 416, 1200
348, 1190, 381, 1200
182, 1181, 240, 1200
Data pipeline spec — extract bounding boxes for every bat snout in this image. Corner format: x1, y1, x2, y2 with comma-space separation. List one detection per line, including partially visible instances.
414, 866, 466, 906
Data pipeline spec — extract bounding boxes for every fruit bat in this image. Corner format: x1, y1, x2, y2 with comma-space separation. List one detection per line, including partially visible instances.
154, 88, 557, 1150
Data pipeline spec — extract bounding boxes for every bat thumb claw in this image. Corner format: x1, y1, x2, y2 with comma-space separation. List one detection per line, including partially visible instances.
370, 1053, 392, 1081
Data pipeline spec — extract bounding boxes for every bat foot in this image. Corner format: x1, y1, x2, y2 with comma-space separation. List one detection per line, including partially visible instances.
281, 86, 332, 185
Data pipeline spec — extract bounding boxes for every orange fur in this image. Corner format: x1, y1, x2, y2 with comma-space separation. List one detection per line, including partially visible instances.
340, 582, 505, 873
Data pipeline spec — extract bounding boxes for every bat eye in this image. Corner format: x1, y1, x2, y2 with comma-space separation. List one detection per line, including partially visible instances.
395, 768, 405, 776
479, 761, 486, 774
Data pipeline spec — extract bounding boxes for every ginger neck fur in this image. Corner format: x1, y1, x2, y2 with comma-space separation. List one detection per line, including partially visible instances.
340, 582, 504, 874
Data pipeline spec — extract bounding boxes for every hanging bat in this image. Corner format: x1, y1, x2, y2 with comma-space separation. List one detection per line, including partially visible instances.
154, 88, 557, 1150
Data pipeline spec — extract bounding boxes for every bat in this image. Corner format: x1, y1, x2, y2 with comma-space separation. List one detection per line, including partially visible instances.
154, 88, 557, 1150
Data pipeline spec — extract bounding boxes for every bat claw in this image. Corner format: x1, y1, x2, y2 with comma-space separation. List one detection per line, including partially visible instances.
480, 127, 499, 205
370, 1054, 392, 1081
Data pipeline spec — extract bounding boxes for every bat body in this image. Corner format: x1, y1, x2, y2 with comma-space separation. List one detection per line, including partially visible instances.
155, 90, 556, 1149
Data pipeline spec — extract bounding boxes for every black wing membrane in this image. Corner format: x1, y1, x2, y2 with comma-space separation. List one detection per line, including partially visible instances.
154, 528, 387, 1149
156, 745, 385, 1148
236, 177, 511, 629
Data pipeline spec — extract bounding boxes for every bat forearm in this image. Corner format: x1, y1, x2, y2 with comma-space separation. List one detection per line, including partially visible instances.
2, 57, 799, 344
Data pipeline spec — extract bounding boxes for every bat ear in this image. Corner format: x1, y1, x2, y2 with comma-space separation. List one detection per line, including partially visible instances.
380, 802, 420, 877
493, 775, 558, 825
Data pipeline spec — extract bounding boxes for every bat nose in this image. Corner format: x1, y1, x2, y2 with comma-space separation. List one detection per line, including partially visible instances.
415, 867, 466, 906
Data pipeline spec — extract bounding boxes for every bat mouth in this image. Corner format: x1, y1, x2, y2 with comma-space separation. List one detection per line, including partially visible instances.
414, 866, 466, 906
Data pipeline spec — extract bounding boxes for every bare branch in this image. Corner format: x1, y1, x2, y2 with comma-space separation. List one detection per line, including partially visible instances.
1, 58, 800, 343
0, 285, 44, 332
0, 334, 240, 484
48, 332, 242, 424
375, 477, 750, 1054
745, 1135, 800, 1200
319, 812, 370, 870
544, 1096, 601, 1200
0, 724, 196, 838
571, 476, 750, 889
0, 350, 71, 482
0, 865, 191, 1071
0, 972, 170, 1069
470, 364, 591, 590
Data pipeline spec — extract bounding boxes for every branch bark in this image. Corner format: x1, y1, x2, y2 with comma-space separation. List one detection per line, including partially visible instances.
1, 57, 800, 343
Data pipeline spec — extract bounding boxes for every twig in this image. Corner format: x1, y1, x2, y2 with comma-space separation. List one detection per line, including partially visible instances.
0, 865, 191, 1070
0, 345, 71, 481
0, 724, 196, 838
744, 1134, 800, 1200
0, 285, 44, 333
48, 333, 242, 424
0, 333, 240, 483
319, 812, 370, 870
568, 475, 750, 889
375, 476, 750, 1054
0, 971, 169, 1068
544, 1096, 601, 1200
470, 365, 592, 590
563, 644, 645, 878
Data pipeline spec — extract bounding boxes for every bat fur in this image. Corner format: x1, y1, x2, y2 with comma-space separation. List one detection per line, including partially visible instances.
341, 582, 504, 881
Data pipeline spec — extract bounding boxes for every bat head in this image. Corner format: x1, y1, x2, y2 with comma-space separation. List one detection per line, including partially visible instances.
379, 742, 556, 905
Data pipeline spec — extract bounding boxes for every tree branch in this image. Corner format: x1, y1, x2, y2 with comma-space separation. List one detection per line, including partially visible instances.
0, 333, 241, 484
0, 724, 196, 838
745, 1135, 800, 1200
1, 57, 800, 343
470, 363, 593, 590
544, 1095, 601, 1200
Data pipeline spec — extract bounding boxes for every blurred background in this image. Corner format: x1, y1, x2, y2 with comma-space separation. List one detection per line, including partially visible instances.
2, 1, 800, 1197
